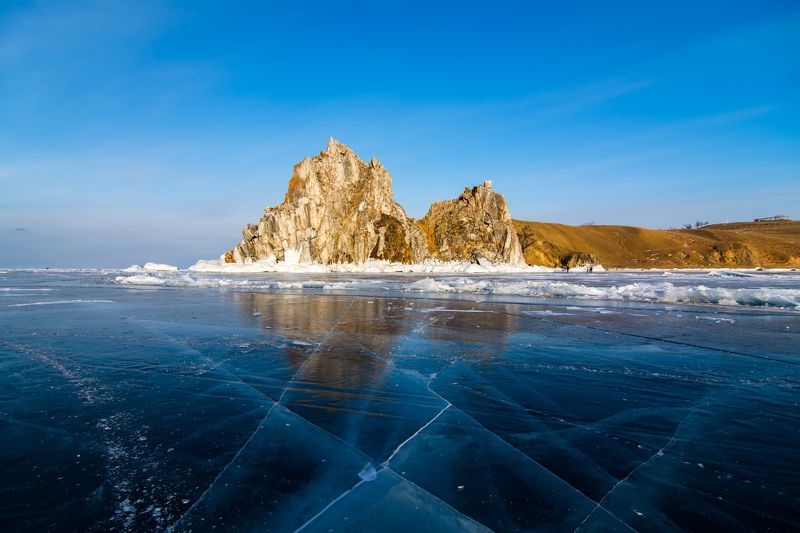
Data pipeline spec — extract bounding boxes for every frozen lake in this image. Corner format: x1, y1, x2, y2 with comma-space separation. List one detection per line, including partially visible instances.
1, 269, 799, 531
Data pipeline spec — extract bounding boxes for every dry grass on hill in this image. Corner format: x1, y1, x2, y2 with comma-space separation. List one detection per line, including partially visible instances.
513, 219, 800, 269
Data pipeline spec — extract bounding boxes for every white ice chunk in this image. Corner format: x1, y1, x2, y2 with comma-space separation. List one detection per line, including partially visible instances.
358, 463, 378, 482
143, 262, 179, 272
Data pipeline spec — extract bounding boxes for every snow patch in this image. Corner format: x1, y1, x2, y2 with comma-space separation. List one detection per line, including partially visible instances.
125, 263, 179, 272
707, 270, 757, 278
9, 299, 115, 307
116, 274, 170, 286
143, 262, 178, 272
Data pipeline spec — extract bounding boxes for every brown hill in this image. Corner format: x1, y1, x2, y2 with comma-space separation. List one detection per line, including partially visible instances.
513, 219, 800, 269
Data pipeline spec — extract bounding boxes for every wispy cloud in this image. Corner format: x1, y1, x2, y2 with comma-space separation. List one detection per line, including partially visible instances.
673, 105, 777, 129
594, 104, 778, 152
522, 78, 654, 116
539, 148, 673, 180
418, 77, 655, 120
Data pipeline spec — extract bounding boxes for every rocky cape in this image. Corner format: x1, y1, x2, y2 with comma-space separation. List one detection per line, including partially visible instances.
226, 138, 525, 266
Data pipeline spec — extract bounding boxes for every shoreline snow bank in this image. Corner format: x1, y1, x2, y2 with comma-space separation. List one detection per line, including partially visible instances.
188, 258, 561, 274
113, 272, 800, 310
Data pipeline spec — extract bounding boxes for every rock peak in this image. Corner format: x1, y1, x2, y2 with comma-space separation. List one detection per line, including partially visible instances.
422, 181, 525, 265
229, 139, 427, 264
225, 139, 525, 266
325, 136, 351, 156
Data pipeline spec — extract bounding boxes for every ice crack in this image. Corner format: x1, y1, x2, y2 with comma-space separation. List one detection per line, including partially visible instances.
169, 308, 352, 531
383, 403, 451, 466
572, 402, 705, 532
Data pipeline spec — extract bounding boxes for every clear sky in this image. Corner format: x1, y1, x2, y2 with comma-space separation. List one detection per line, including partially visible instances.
1, 1, 798, 267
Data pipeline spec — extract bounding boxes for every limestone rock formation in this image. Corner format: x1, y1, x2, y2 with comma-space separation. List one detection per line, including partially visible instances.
228, 138, 429, 264
419, 181, 526, 265
226, 139, 526, 266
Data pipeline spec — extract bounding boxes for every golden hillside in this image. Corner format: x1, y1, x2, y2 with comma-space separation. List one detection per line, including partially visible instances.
513, 219, 800, 269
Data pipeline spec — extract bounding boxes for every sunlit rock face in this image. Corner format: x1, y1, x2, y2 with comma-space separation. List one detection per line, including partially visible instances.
229, 138, 429, 264
227, 139, 525, 265
419, 181, 526, 265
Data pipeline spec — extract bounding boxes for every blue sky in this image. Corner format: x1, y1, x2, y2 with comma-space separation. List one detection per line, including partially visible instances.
1, 1, 798, 267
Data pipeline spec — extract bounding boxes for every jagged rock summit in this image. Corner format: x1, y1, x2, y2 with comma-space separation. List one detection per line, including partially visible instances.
227, 138, 428, 264
420, 181, 525, 265
226, 138, 525, 266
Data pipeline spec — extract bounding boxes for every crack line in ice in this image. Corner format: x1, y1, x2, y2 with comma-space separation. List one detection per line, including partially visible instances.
425, 364, 635, 531
293, 479, 367, 533
277, 307, 353, 405
158, 339, 281, 404
454, 379, 644, 452
277, 358, 489, 533
274, 402, 487, 533
166, 401, 279, 532
411, 312, 440, 335
509, 311, 800, 367
382, 404, 451, 466
572, 402, 706, 532
169, 308, 352, 531
380, 363, 457, 465
167, 304, 624, 532
447, 409, 635, 532
291, 458, 491, 533
100, 316, 285, 407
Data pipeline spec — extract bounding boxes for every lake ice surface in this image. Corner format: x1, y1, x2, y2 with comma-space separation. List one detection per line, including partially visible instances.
1, 269, 798, 531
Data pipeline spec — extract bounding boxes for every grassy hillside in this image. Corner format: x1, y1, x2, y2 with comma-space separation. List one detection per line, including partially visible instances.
513, 219, 800, 269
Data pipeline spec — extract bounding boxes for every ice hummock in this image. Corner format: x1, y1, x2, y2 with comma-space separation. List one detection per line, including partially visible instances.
125, 262, 179, 272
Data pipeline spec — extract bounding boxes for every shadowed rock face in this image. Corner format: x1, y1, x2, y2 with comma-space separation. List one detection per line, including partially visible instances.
560, 251, 599, 269
227, 139, 525, 265
419, 181, 526, 265
229, 138, 429, 264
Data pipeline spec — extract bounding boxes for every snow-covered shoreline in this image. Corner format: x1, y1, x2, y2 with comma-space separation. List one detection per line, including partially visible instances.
4, 261, 798, 309
4, 258, 798, 275
101, 263, 800, 311
186, 257, 568, 274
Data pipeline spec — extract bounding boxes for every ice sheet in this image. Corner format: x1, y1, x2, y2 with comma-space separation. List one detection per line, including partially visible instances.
0, 269, 798, 531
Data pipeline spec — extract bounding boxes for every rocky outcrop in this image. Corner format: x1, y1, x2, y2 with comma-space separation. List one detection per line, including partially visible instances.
419, 181, 526, 265
226, 139, 525, 266
560, 252, 599, 270
228, 138, 429, 264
